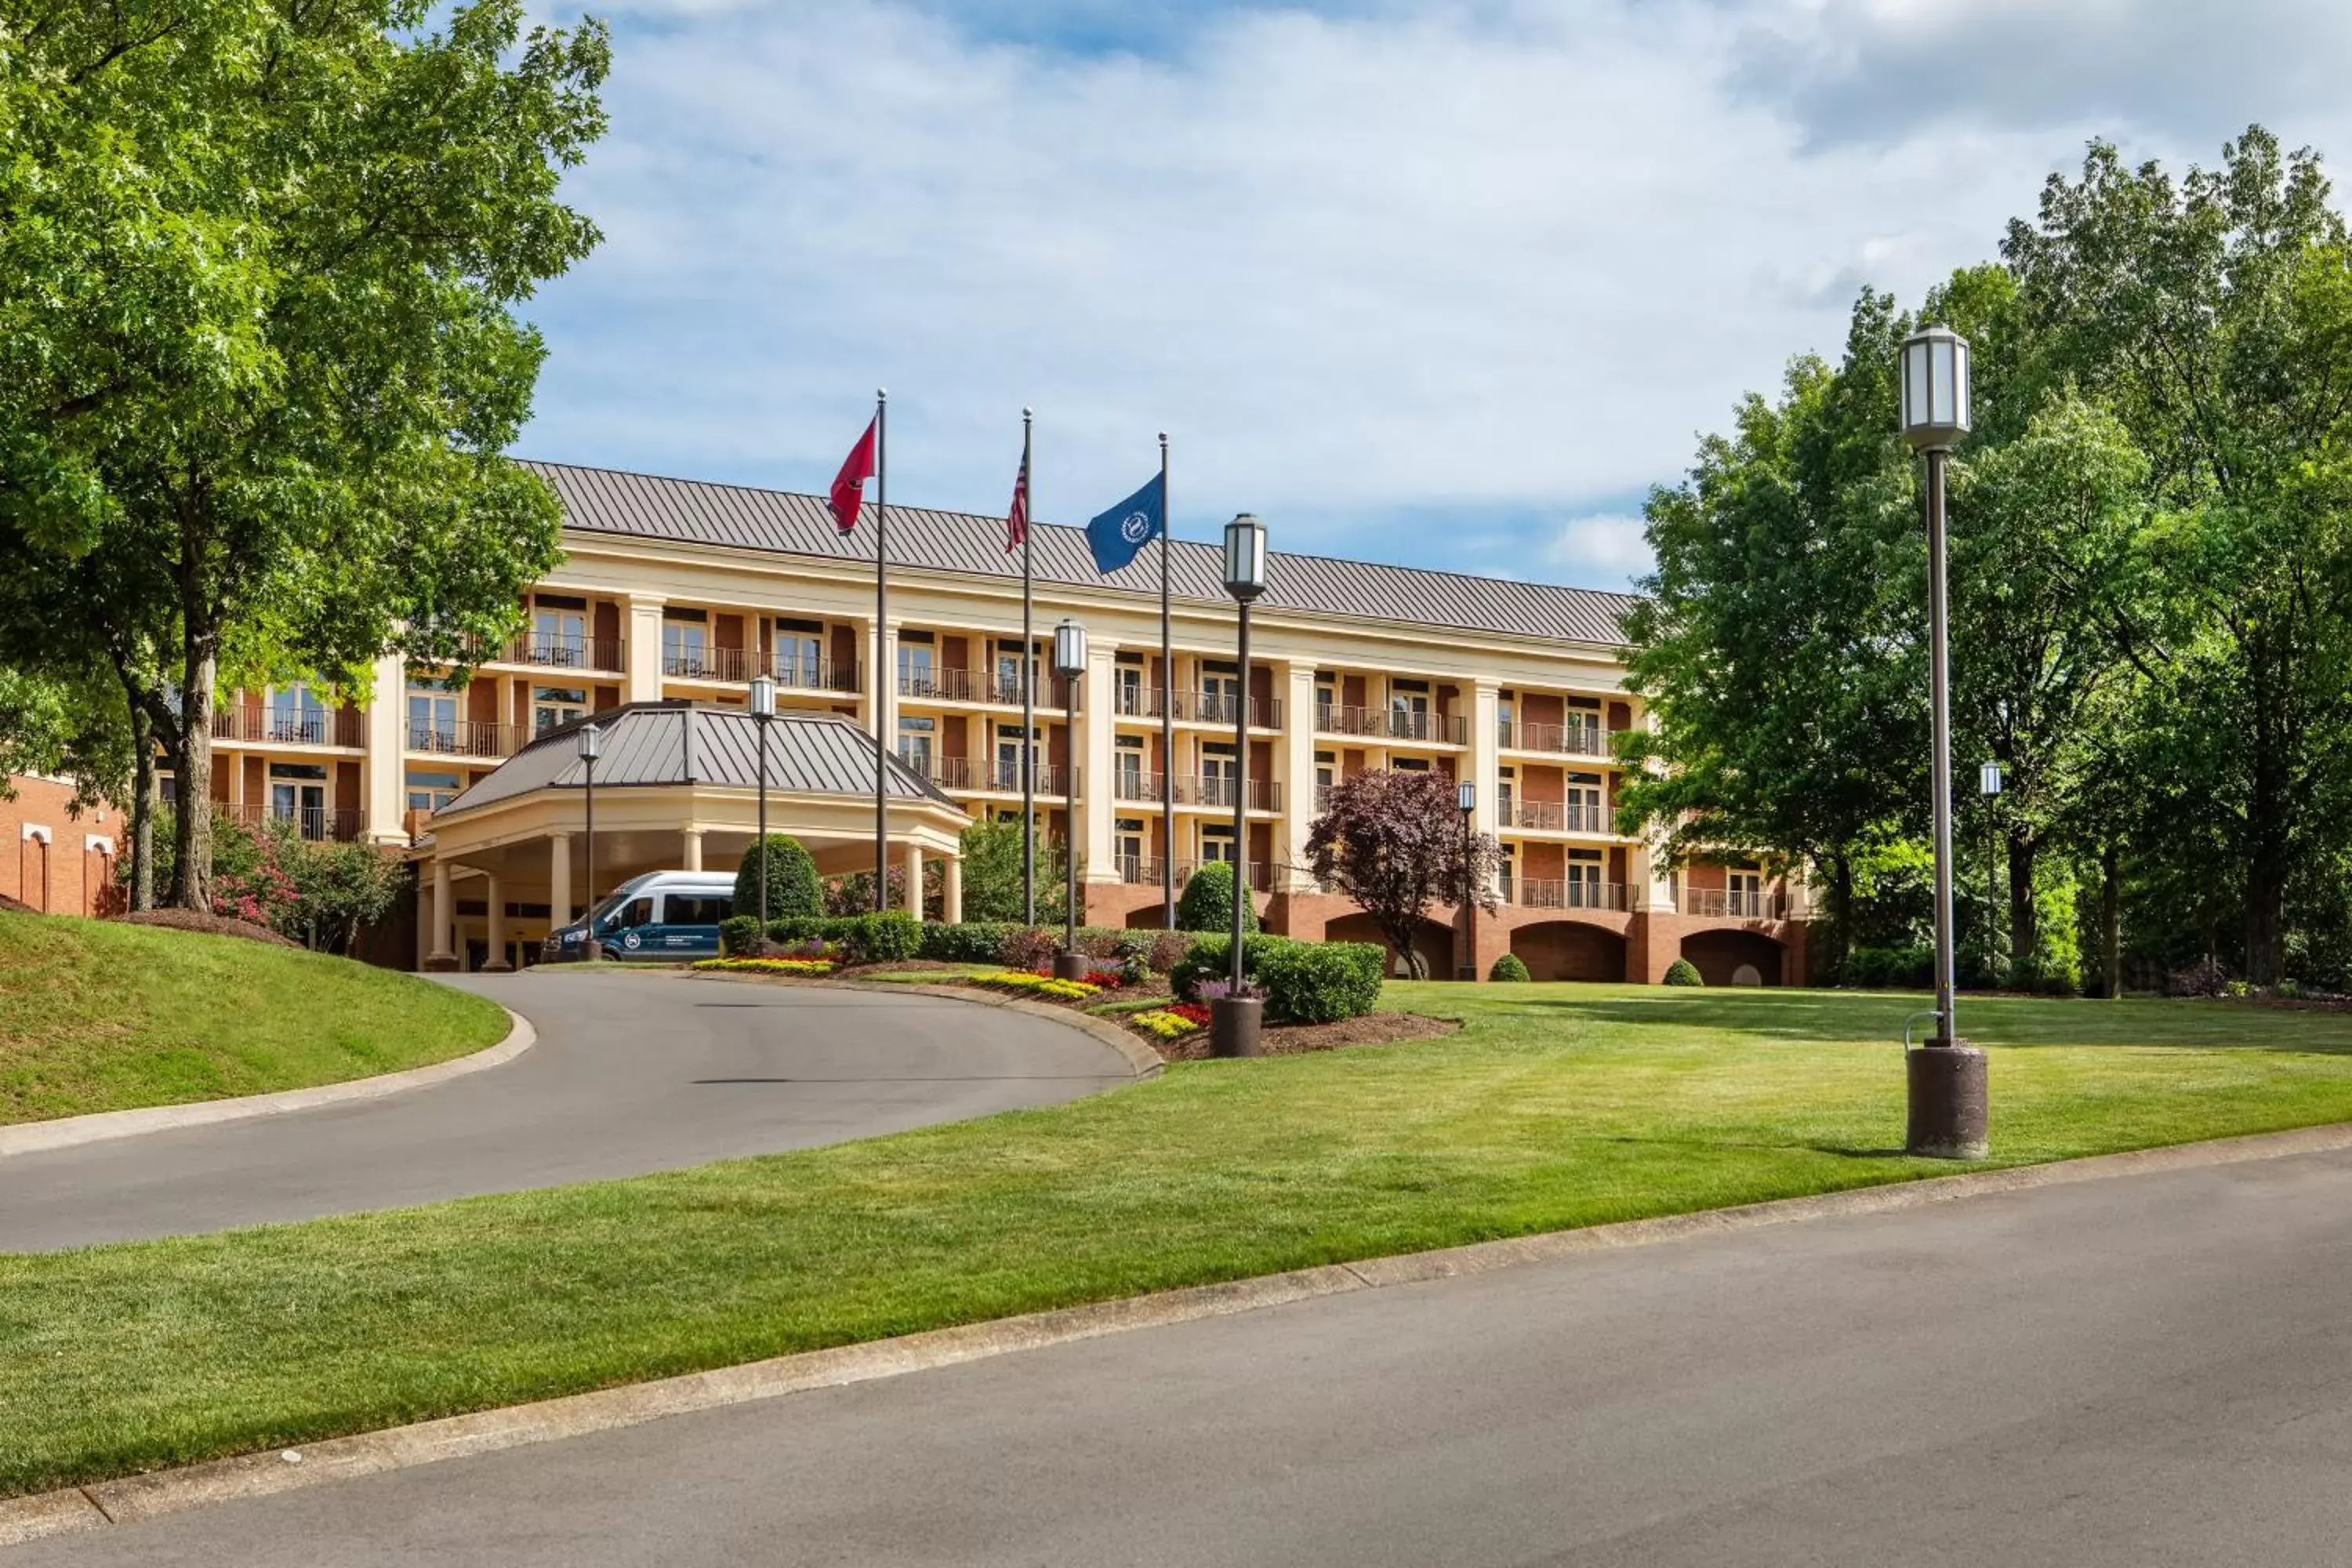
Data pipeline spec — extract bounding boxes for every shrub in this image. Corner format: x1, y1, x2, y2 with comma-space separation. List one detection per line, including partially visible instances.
838, 910, 921, 964
1488, 953, 1531, 982
2169, 956, 2229, 998
1174, 860, 1258, 935
2276, 978, 2305, 1000
1173, 934, 1384, 1024
720, 914, 763, 956
918, 921, 1022, 963
1662, 957, 1704, 987
1843, 945, 1930, 989
998, 926, 1061, 971
734, 835, 822, 924
2223, 978, 2254, 999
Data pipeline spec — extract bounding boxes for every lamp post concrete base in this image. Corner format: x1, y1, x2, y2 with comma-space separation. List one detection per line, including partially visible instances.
1906, 1042, 1989, 1160
579, 939, 604, 964
1051, 952, 1091, 983
1210, 996, 1264, 1058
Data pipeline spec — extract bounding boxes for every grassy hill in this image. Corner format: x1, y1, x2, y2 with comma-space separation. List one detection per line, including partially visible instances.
0, 914, 510, 1126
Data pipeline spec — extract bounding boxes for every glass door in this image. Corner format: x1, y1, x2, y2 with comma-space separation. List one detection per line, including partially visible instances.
1566, 852, 1603, 907
535, 607, 587, 666
407, 687, 458, 753
533, 686, 586, 735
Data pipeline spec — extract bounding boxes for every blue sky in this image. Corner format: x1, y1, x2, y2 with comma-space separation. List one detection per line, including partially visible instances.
517, 0, 2350, 590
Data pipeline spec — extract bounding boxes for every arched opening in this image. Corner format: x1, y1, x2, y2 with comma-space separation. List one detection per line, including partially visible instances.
1680, 928, 1787, 987
1326, 910, 1454, 978
1510, 920, 1628, 983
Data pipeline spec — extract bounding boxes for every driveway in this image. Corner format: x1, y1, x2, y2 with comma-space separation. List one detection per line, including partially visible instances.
17, 1139, 2352, 1565
0, 968, 1135, 1253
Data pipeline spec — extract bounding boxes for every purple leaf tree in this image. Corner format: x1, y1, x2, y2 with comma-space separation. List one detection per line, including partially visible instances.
1305, 768, 1501, 978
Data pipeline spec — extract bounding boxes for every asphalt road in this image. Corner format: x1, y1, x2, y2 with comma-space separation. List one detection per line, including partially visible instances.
20, 1141, 2352, 1566
0, 968, 1134, 1253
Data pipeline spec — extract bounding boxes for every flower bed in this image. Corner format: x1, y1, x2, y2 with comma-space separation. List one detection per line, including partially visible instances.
691, 956, 838, 977
971, 969, 1101, 1002
1128, 1007, 1205, 1040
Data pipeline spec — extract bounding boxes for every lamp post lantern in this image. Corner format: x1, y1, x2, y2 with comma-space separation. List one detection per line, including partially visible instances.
1051, 618, 1091, 983
1457, 779, 1479, 981
750, 673, 776, 952
1980, 758, 2003, 988
1210, 513, 1267, 1058
1900, 322, 1987, 1159
578, 720, 603, 964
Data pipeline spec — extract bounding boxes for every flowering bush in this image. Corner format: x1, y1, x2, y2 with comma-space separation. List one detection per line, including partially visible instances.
691, 957, 837, 977
973, 969, 1099, 1001
1166, 1002, 1210, 1026
1129, 1009, 1203, 1040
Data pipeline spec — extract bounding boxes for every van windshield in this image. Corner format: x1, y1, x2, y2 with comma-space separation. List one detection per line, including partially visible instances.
586, 876, 656, 927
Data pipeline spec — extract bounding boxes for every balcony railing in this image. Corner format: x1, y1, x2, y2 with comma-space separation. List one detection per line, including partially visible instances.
221, 802, 365, 844
1501, 720, 1614, 759
1508, 878, 1628, 913
771, 653, 860, 693
898, 753, 973, 792
662, 644, 750, 682
900, 666, 980, 702
1112, 769, 1164, 804
1109, 856, 1277, 890
1316, 704, 1468, 746
1682, 887, 1784, 920
503, 633, 626, 673
212, 708, 365, 748
980, 761, 1073, 796
1171, 775, 1282, 812
1112, 688, 1278, 727
1498, 801, 1616, 834
406, 720, 524, 759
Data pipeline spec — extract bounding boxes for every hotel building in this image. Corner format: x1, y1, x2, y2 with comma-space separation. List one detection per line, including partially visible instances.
198, 462, 1806, 982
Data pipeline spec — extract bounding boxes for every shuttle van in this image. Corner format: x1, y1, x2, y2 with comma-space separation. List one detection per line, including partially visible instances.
545, 870, 737, 961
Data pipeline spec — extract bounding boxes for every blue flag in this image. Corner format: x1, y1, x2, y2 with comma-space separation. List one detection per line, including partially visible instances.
1085, 473, 1166, 575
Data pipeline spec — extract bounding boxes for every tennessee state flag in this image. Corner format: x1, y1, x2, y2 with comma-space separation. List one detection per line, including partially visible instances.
830, 416, 878, 535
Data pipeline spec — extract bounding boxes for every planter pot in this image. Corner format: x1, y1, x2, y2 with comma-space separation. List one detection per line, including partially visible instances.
1210, 996, 1265, 1058
1905, 1040, 1988, 1160
1051, 951, 1093, 983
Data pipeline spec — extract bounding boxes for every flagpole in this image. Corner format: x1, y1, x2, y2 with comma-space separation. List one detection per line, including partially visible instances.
1158, 431, 1174, 932
1022, 408, 1036, 927
873, 388, 889, 915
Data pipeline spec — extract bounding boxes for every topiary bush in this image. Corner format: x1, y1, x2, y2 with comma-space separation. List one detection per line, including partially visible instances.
1174, 860, 1259, 935
1662, 957, 1704, 986
1172, 934, 1385, 1024
734, 835, 822, 924
1488, 953, 1530, 982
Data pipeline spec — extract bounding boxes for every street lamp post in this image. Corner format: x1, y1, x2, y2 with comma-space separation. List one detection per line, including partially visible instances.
1457, 779, 1478, 981
1210, 513, 1267, 1058
1980, 759, 2003, 983
1051, 618, 1091, 983
1900, 322, 1987, 1159
578, 720, 603, 964
751, 673, 776, 953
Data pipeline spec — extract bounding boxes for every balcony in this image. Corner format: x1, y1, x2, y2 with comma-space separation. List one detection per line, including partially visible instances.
1316, 704, 1468, 746
772, 653, 860, 694
1119, 857, 1273, 889
1507, 879, 1628, 913
1500, 720, 1615, 760
1498, 801, 1617, 834
898, 753, 1072, 796
212, 708, 365, 748
503, 633, 626, 673
900, 666, 981, 702
1112, 769, 1165, 804
1682, 887, 1784, 920
1171, 775, 1282, 812
221, 801, 365, 844
1113, 688, 1279, 728
406, 720, 524, 760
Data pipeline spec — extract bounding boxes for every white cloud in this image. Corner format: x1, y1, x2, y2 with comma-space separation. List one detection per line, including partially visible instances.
517, 0, 2352, 574
1548, 513, 1655, 586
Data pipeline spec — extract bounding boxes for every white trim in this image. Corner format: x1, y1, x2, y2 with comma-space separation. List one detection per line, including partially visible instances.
20, 823, 50, 845
84, 835, 114, 855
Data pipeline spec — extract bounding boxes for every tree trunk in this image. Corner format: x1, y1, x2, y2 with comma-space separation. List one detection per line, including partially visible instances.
1827, 852, 1855, 979
2100, 843, 2121, 1001
126, 699, 155, 912
172, 650, 216, 912
2244, 858, 2287, 987
2005, 826, 2038, 979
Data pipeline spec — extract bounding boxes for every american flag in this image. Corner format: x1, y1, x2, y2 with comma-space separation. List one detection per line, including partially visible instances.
1005, 450, 1029, 554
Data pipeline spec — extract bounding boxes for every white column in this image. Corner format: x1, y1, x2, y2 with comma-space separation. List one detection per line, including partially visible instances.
483, 873, 510, 971
872, 618, 900, 742
365, 652, 406, 844
1632, 841, 1676, 913
1081, 641, 1119, 884
1470, 680, 1501, 839
942, 851, 963, 924
681, 827, 704, 872
1278, 661, 1317, 891
549, 832, 573, 927
426, 858, 456, 968
901, 842, 923, 916
626, 594, 666, 702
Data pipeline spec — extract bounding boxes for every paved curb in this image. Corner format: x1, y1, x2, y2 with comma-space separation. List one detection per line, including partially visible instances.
0, 1008, 535, 1159
9, 1115, 2352, 1546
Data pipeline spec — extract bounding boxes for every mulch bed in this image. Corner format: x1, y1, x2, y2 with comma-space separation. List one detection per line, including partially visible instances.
1147, 1010, 1459, 1063
112, 909, 299, 948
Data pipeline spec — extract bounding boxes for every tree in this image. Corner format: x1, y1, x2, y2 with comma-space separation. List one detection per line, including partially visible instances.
1305, 768, 1497, 978
953, 817, 1081, 924
0, 0, 609, 909
1174, 858, 1258, 935
1617, 291, 1926, 972
735, 835, 822, 923
2002, 128, 2352, 983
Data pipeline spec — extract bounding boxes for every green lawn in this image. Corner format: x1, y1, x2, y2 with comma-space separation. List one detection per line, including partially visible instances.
0, 914, 512, 1125
7, 981, 2352, 1495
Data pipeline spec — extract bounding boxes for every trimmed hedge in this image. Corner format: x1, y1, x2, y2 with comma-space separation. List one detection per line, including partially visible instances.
1174, 859, 1258, 935
918, 921, 1025, 964
1662, 957, 1704, 986
721, 911, 920, 963
1171, 933, 1385, 1025
732, 836, 822, 924
1488, 953, 1530, 982
914, 923, 1192, 974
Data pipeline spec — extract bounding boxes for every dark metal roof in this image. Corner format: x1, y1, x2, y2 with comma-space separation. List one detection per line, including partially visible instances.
435, 703, 958, 818
521, 460, 1636, 647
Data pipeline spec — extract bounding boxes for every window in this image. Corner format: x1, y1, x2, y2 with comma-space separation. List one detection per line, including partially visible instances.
1315, 675, 1337, 728
1199, 826, 1236, 864
1116, 818, 1145, 881
993, 643, 1031, 704
898, 714, 935, 775
898, 640, 936, 696
533, 687, 586, 734
1567, 849, 1604, 907
1200, 662, 1241, 724
1498, 766, 1517, 826
1497, 696, 1515, 746
1388, 679, 1430, 739
662, 895, 731, 926
268, 762, 330, 840
1115, 662, 1144, 715
1115, 736, 1146, 799
1498, 844, 1516, 902
604, 896, 654, 931
1200, 741, 1237, 804
267, 684, 327, 744
407, 683, 458, 752
662, 619, 710, 678
535, 604, 587, 666
994, 724, 1037, 791
1314, 750, 1335, 808
1393, 756, 1430, 772
407, 770, 462, 814
1566, 771, 1604, 831
773, 618, 825, 688
1729, 868, 1765, 917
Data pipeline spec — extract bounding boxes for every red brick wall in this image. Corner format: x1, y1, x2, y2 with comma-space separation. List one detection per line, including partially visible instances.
0, 775, 122, 916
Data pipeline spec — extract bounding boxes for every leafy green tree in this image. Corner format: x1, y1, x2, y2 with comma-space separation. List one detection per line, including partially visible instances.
735, 835, 822, 923
1174, 858, 1261, 936
953, 817, 1079, 924
2002, 128, 2352, 982
0, 0, 609, 909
